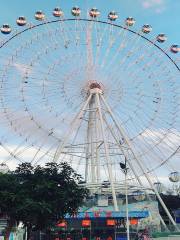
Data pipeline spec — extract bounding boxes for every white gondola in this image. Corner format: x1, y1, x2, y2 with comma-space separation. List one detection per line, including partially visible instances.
35, 11, 45, 21
1, 24, 11, 34
125, 17, 135, 27
53, 7, 64, 18
71, 6, 81, 17
156, 33, 167, 43
154, 182, 163, 193
89, 8, 100, 18
142, 24, 152, 34
108, 11, 118, 21
170, 45, 180, 54
16, 16, 27, 26
132, 190, 145, 201
169, 171, 180, 182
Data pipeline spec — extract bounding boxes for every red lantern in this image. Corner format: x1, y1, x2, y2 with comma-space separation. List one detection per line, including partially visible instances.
130, 218, 138, 225
106, 219, 116, 226
107, 237, 113, 240
82, 219, 91, 227
57, 221, 67, 227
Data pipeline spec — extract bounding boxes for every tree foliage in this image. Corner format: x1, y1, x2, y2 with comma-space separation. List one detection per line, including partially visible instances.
158, 194, 180, 219
0, 162, 88, 232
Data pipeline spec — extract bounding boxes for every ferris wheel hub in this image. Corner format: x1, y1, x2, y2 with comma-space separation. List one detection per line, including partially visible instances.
88, 82, 103, 95
89, 82, 101, 89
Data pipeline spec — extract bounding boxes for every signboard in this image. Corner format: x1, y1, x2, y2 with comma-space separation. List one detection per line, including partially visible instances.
66, 210, 149, 219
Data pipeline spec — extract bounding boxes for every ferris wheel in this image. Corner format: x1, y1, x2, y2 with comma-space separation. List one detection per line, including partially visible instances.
0, 5, 180, 230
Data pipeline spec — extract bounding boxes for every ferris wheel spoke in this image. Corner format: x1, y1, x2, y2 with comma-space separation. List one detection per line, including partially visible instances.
109, 37, 161, 81
1, 138, 30, 164
93, 23, 111, 67
104, 93, 177, 169
125, 110, 179, 159
120, 99, 160, 129
0, 105, 59, 142
30, 135, 59, 164
100, 28, 129, 70
126, 54, 164, 83
105, 42, 157, 85
103, 31, 144, 78
120, 36, 157, 74
31, 135, 63, 166
0, 141, 24, 164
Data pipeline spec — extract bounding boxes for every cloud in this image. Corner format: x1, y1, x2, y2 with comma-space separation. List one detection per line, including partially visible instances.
140, 0, 166, 13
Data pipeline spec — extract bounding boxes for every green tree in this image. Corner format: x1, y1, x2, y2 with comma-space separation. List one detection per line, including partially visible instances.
0, 162, 88, 238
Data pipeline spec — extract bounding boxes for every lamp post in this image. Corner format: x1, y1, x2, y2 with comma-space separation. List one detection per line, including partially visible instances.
120, 158, 130, 240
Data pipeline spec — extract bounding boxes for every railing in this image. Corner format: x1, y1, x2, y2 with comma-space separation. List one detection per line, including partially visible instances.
153, 237, 180, 240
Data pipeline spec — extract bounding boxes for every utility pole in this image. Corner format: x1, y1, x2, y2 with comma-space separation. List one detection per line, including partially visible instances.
120, 158, 130, 240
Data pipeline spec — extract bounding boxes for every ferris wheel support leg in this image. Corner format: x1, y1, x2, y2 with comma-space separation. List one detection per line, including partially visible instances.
89, 95, 96, 184
95, 108, 101, 183
96, 93, 118, 211
85, 115, 91, 183
102, 115, 168, 229
101, 95, 179, 231
102, 114, 168, 230
53, 93, 93, 163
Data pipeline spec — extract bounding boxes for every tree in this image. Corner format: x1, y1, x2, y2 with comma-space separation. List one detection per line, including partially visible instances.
158, 194, 180, 224
0, 162, 88, 239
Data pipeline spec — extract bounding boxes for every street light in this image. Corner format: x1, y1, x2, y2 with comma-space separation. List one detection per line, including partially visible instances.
119, 158, 130, 240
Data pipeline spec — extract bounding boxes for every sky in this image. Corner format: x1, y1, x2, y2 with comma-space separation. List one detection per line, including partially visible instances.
0, 0, 179, 44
